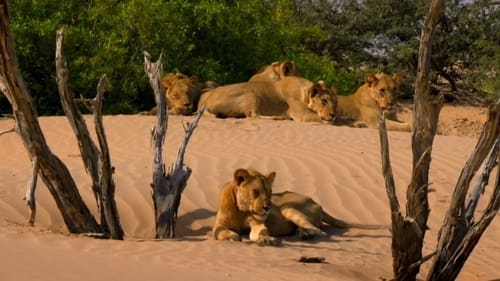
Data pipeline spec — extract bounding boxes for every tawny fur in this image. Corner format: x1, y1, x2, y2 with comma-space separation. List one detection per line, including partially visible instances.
248, 60, 297, 82
212, 168, 390, 245
212, 168, 277, 245
336, 72, 410, 131
147, 72, 220, 116
198, 76, 337, 123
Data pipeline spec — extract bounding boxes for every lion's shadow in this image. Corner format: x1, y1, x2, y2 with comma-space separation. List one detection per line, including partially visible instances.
176, 208, 215, 237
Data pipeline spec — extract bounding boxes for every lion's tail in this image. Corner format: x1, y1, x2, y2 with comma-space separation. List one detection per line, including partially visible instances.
321, 210, 390, 230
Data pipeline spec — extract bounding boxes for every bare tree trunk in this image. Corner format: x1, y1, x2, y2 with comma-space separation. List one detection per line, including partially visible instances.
55, 28, 123, 239
427, 101, 500, 281
0, 1, 100, 233
143, 52, 204, 238
378, 1, 445, 280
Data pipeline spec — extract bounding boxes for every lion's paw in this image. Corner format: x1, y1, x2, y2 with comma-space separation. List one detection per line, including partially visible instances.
257, 235, 278, 246
222, 232, 242, 242
297, 227, 326, 240
353, 122, 368, 128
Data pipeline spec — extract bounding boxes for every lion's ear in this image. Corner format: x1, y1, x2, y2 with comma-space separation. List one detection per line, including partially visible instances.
330, 85, 338, 95
189, 75, 199, 84
392, 73, 404, 85
364, 74, 378, 87
310, 84, 321, 98
161, 73, 178, 89
281, 61, 295, 76
234, 168, 251, 185
271, 61, 281, 76
266, 171, 276, 185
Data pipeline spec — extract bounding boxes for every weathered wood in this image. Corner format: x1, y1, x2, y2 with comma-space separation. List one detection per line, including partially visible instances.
24, 156, 39, 225
378, 114, 431, 279
144, 52, 204, 238
0, 1, 100, 233
465, 136, 500, 222
378, 0, 445, 280
55, 28, 123, 239
93, 74, 123, 240
427, 100, 500, 281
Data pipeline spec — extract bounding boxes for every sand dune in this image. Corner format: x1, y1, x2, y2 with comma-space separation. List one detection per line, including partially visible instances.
0, 104, 498, 281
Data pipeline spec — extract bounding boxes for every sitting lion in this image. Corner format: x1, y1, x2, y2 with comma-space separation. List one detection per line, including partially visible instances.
212, 167, 278, 245
198, 76, 337, 123
336, 72, 410, 131
212, 168, 389, 245
248, 60, 297, 82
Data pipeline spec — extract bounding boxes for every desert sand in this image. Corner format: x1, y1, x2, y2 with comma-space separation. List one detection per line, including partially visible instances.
0, 104, 498, 281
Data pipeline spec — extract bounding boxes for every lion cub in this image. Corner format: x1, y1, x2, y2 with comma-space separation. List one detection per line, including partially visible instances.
212, 168, 278, 245
212, 168, 390, 245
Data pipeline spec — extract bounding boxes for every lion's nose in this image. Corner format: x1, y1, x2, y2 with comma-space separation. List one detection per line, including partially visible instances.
263, 206, 270, 212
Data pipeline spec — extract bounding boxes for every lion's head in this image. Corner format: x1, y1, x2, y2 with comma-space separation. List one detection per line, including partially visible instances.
364, 73, 404, 111
161, 72, 201, 115
306, 81, 338, 122
233, 168, 275, 222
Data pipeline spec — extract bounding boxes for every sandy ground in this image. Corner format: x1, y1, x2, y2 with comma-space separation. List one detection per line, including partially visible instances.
0, 104, 498, 281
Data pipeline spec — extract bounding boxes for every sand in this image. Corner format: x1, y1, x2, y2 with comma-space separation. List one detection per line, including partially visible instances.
0, 104, 498, 281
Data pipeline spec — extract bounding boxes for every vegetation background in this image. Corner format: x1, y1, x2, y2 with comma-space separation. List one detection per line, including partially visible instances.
1, 0, 498, 115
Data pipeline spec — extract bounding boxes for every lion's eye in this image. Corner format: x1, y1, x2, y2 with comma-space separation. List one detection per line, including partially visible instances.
380, 89, 386, 96
253, 190, 260, 197
321, 99, 328, 106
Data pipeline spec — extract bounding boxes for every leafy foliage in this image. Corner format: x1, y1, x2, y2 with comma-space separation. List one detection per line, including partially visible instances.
2, 0, 497, 115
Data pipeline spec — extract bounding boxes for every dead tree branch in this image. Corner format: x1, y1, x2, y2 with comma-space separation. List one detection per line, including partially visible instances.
465, 136, 500, 223
427, 100, 500, 281
24, 156, 39, 225
0, 2, 100, 233
144, 52, 204, 238
378, 0, 445, 280
0, 125, 14, 136
55, 28, 101, 208
55, 28, 122, 239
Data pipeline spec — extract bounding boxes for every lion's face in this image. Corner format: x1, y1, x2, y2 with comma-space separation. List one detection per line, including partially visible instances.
162, 73, 200, 115
307, 82, 337, 122
233, 168, 276, 222
365, 73, 403, 111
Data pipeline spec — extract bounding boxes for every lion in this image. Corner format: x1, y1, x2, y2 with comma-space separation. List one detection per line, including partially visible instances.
141, 72, 220, 116
198, 76, 337, 123
212, 167, 278, 245
161, 72, 203, 115
248, 60, 297, 82
336, 72, 410, 131
212, 168, 390, 245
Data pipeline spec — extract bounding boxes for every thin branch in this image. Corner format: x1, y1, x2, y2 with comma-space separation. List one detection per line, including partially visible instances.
465, 136, 500, 223
378, 114, 400, 214
0, 126, 14, 136
410, 251, 437, 271
24, 156, 39, 226
173, 106, 205, 171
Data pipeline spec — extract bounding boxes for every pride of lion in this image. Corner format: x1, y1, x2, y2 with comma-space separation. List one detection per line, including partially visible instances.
159, 60, 409, 130
157, 62, 406, 245
212, 168, 390, 245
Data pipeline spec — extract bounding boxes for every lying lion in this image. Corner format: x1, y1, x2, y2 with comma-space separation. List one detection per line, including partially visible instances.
336, 72, 410, 131
248, 60, 297, 82
145, 72, 219, 116
212, 168, 389, 245
198, 76, 337, 123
